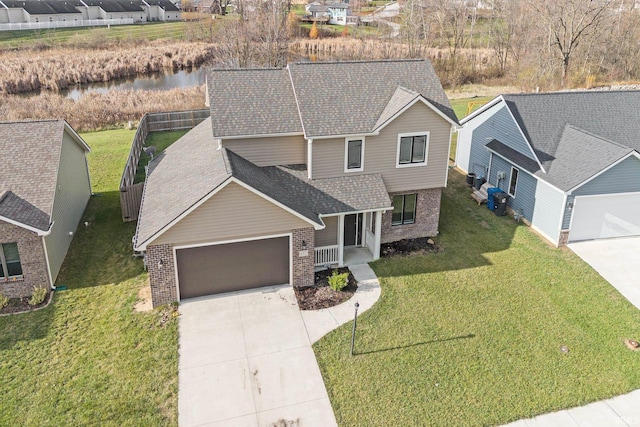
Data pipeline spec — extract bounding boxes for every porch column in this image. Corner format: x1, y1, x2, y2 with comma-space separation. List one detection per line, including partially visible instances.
338, 214, 344, 266
373, 210, 382, 260
360, 212, 367, 248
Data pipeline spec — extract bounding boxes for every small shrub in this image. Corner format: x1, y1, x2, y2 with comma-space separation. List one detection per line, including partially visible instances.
328, 270, 349, 291
28, 287, 47, 306
0, 293, 8, 310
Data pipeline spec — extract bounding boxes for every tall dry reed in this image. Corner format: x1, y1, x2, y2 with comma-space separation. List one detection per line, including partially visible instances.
0, 86, 207, 131
0, 42, 214, 94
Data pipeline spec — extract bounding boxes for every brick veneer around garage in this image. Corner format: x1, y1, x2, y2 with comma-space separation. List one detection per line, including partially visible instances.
146, 243, 177, 307
381, 188, 442, 243
292, 227, 315, 288
0, 221, 50, 298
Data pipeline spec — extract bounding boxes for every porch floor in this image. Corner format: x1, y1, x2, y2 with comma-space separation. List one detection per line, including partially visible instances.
343, 247, 373, 266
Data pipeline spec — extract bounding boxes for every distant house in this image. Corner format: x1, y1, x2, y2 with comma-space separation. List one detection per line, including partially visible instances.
457, 91, 640, 246
305, 1, 328, 19
327, 2, 352, 24
133, 59, 459, 307
0, 0, 180, 25
0, 120, 91, 298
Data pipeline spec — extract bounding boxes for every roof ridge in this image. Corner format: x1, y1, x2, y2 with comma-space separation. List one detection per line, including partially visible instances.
504, 89, 640, 98
0, 118, 63, 125
563, 124, 634, 151
0, 190, 9, 204
208, 67, 284, 72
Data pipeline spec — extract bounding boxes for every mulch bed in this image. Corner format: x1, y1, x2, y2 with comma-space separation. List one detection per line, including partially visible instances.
381, 236, 441, 257
0, 291, 52, 316
295, 267, 358, 310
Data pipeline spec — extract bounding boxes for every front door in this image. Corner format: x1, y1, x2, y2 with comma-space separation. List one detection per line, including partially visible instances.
344, 213, 363, 247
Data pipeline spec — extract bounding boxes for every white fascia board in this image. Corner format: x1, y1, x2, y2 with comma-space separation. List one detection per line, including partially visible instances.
319, 207, 393, 217
0, 215, 51, 236
63, 121, 91, 152
135, 177, 233, 251
374, 96, 458, 134
136, 176, 323, 251
500, 98, 546, 174
567, 151, 640, 194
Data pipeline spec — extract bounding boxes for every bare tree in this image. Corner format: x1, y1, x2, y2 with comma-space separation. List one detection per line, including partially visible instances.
530, 0, 614, 83
214, 0, 292, 68
488, 0, 531, 74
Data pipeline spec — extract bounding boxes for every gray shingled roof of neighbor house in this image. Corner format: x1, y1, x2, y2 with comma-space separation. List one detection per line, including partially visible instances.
288, 60, 458, 137
206, 59, 458, 139
206, 68, 303, 138
0, 120, 89, 232
495, 91, 640, 190
134, 118, 392, 248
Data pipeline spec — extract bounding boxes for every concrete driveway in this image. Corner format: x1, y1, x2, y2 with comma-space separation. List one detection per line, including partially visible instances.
178, 285, 338, 427
568, 236, 640, 309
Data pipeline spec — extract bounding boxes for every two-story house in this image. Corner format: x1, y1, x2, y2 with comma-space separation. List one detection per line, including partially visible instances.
133, 60, 458, 307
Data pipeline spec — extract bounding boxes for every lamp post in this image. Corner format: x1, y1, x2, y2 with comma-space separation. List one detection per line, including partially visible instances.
350, 302, 359, 356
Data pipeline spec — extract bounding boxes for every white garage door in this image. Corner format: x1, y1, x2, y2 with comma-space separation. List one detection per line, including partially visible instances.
569, 193, 640, 242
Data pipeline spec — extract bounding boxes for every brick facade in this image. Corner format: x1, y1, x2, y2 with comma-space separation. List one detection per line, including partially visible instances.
558, 230, 570, 247
0, 221, 50, 298
146, 243, 177, 307
292, 228, 315, 288
381, 188, 442, 243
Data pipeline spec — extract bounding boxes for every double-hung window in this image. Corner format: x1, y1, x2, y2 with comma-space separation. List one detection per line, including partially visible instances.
0, 243, 23, 280
392, 194, 417, 225
345, 137, 364, 172
397, 132, 429, 167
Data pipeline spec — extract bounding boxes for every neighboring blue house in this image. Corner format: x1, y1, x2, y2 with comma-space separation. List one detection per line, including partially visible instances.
456, 91, 640, 246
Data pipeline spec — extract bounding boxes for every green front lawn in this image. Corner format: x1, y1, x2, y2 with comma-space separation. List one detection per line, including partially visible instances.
0, 129, 179, 426
315, 170, 640, 426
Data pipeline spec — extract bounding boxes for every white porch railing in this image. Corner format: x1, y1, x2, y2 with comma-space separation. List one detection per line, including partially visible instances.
315, 245, 339, 266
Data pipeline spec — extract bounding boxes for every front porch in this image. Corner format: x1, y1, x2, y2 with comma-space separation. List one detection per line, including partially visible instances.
314, 210, 384, 268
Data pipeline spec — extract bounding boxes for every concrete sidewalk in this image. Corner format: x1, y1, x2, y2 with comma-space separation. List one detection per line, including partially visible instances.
503, 390, 640, 427
301, 263, 381, 344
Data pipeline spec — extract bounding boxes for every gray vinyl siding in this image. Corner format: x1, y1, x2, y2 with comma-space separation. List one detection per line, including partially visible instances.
315, 216, 338, 246
154, 181, 311, 246
562, 156, 640, 229
44, 132, 91, 283
311, 102, 452, 192
467, 105, 537, 179
488, 154, 537, 221
222, 135, 306, 167
531, 179, 565, 243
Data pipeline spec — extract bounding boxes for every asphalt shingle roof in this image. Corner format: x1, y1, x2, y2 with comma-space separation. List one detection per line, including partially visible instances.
135, 118, 392, 249
206, 60, 457, 139
288, 60, 458, 137
497, 91, 640, 191
206, 68, 303, 138
485, 139, 540, 175
0, 120, 88, 231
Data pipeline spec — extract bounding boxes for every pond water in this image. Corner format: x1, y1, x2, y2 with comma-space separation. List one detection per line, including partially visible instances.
62, 67, 206, 100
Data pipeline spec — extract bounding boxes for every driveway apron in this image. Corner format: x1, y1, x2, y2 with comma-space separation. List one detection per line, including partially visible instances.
178, 285, 338, 427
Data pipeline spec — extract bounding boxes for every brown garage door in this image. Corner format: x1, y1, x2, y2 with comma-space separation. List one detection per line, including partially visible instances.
176, 236, 289, 299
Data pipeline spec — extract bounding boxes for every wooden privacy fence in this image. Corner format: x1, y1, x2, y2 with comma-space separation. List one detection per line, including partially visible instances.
119, 109, 210, 222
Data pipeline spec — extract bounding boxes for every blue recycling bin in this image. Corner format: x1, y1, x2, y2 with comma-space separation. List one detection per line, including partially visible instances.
487, 187, 503, 210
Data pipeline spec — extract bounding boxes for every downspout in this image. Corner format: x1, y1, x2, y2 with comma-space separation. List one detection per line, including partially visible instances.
307, 138, 313, 179
42, 232, 54, 290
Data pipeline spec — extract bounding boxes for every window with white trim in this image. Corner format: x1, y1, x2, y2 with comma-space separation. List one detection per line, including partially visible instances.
391, 194, 417, 225
509, 167, 519, 197
345, 137, 364, 172
0, 243, 23, 280
397, 132, 429, 167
